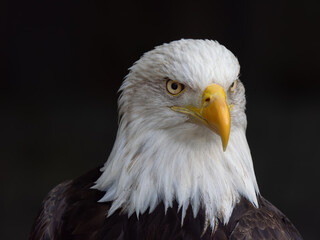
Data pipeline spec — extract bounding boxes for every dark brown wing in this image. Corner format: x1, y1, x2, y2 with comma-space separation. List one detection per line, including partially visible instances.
228, 196, 303, 240
29, 167, 110, 240
29, 180, 72, 240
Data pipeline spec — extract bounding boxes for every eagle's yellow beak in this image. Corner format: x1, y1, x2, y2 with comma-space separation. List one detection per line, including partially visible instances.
200, 84, 230, 151
171, 84, 231, 151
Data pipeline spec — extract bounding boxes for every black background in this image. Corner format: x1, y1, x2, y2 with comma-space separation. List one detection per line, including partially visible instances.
1, 0, 319, 239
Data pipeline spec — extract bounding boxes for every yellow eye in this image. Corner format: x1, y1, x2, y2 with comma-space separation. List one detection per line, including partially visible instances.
230, 80, 237, 93
166, 79, 185, 95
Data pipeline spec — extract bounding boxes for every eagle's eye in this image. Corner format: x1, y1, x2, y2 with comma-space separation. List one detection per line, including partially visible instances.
230, 80, 238, 93
166, 79, 185, 95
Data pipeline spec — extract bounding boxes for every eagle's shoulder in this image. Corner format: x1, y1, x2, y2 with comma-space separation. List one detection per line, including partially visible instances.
227, 196, 303, 240
29, 167, 109, 240
29, 179, 72, 240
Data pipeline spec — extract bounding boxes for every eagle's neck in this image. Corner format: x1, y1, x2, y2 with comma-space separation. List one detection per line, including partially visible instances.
93, 122, 259, 229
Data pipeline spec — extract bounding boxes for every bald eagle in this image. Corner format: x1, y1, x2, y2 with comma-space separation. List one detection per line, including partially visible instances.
30, 39, 303, 240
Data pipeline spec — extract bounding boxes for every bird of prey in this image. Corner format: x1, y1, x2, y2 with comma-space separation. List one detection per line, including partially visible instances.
30, 39, 303, 240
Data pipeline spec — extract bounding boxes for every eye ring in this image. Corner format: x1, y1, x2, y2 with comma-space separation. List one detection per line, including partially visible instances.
230, 80, 238, 93
166, 79, 185, 95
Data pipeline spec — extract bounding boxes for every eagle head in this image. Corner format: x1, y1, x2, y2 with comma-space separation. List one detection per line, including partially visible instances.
94, 39, 258, 229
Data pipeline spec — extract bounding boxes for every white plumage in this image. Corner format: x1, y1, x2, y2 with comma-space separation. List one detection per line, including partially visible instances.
93, 39, 259, 229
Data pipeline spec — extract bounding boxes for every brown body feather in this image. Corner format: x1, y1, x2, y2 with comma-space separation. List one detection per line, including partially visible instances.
30, 168, 303, 240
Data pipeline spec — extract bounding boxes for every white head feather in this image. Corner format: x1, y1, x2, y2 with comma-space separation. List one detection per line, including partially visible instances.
93, 39, 259, 229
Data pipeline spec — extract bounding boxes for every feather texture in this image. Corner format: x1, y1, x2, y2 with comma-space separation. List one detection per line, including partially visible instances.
30, 168, 302, 240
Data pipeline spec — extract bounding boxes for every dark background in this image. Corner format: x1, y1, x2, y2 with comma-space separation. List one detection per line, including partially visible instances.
1, 0, 319, 239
